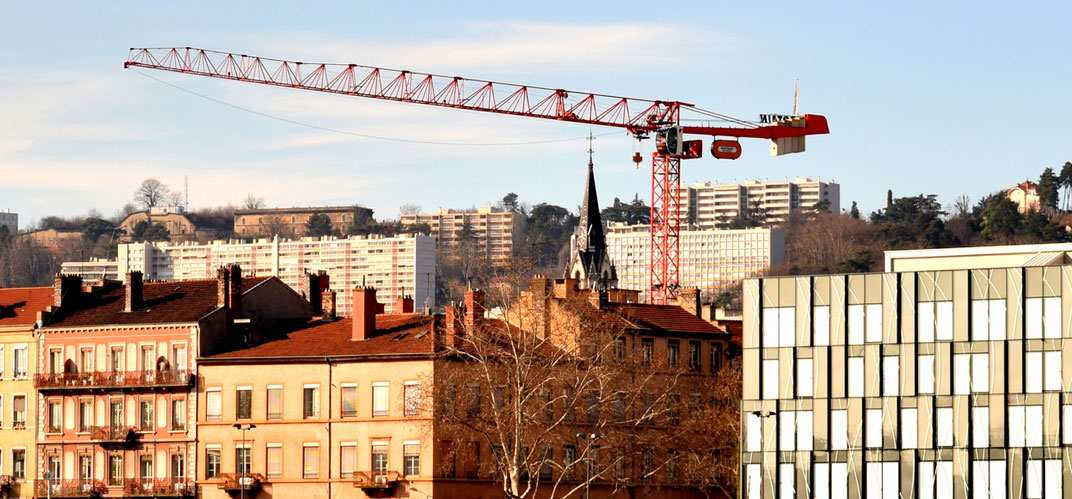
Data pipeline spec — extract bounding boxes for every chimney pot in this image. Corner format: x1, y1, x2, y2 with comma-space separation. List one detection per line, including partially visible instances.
124, 271, 143, 312
53, 274, 83, 309
463, 289, 485, 329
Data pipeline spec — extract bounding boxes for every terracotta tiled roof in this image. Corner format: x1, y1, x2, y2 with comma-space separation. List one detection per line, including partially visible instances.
717, 320, 743, 346
0, 287, 53, 327
608, 303, 729, 336
205, 314, 435, 360
43, 278, 268, 328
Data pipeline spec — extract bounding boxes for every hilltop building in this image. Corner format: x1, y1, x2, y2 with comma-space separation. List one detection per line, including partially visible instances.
60, 234, 435, 316
0, 210, 17, 234
1006, 180, 1041, 214
400, 206, 525, 265
117, 205, 234, 243
742, 242, 1072, 498
233, 205, 374, 237
682, 177, 839, 226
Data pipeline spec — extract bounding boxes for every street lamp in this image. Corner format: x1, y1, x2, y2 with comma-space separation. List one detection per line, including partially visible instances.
575, 433, 600, 499
232, 424, 256, 499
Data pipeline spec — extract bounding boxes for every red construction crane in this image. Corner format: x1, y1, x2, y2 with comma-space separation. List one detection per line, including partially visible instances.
124, 47, 829, 304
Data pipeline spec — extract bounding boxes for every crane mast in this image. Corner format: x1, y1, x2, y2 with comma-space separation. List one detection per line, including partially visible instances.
125, 47, 829, 304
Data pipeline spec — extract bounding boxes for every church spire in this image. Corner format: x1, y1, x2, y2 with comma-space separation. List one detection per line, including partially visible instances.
578, 132, 605, 253
565, 133, 617, 291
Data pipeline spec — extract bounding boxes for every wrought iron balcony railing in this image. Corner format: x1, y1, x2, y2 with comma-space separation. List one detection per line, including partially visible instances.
35, 370, 193, 390
217, 473, 263, 497
353, 470, 402, 489
123, 478, 195, 497
88, 425, 138, 443
34, 479, 106, 498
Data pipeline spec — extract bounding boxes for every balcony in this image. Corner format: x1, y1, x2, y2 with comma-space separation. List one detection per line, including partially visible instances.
89, 425, 138, 445
216, 473, 263, 498
34, 479, 106, 498
35, 370, 193, 391
353, 471, 402, 491
0, 475, 11, 491
123, 478, 195, 497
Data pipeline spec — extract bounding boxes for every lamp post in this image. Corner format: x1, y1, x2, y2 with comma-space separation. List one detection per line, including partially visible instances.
575, 432, 600, 499
232, 423, 256, 499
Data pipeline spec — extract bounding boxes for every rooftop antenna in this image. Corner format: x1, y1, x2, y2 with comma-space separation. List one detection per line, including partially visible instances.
184, 174, 189, 210
793, 79, 800, 116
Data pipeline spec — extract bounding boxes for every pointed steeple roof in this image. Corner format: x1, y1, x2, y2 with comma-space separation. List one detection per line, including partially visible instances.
578, 138, 606, 254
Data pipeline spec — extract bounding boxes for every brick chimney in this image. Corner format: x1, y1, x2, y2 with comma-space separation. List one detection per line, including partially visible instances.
322, 291, 337, 320
301, 272, 323, 315
124, 271, 143, 312
588, 290, 608, 310
396, 295, 415, 314
444, 303, 460, 347
53, 274, 83, 309
677, 288, 700, 317
352, 286, 384, 341
216, 267, 230, 309
228, 265, 243, 314
528, 276, 552, 338
463, 289, 485, 329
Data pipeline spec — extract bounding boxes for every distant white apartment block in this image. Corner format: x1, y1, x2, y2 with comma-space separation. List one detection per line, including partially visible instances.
605, 223, 784, 300
400, 206, 525, 264
682, 177, 840, 226
0, 209, 17, 234
62, 234, 435, 315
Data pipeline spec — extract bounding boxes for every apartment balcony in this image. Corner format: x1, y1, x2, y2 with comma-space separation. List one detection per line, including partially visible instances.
0, 475, 11, 492
216, 473, 263, 498
34, 370, 193, 391
353, 471, 402, 491
34, 479, 107, 498
89, 425, 139, 445
123, 478, 195, 497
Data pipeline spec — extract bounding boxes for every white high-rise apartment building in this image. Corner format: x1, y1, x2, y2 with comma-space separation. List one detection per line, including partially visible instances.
400, 206, 525, 265
63, 234, 435, 316
682, 177, 839, 226
605, 223, 784, 300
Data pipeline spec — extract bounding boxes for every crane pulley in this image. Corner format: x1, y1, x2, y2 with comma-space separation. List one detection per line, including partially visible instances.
124, 47, 830, 304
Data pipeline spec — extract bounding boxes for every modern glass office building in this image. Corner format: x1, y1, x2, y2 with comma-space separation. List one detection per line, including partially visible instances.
742, 244, 1072, 499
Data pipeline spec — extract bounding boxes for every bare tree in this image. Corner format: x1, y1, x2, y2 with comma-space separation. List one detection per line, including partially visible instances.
166, 190, 185, 208
399, 203, 423, 216
258, 215, 290, 238
243, 194, 266, 210
112, 202, 138, 223
133, 178, 170, 209
432, 260, 729, 498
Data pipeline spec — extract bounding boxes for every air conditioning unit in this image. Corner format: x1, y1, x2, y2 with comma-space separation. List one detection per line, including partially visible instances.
374, 474, 389, 486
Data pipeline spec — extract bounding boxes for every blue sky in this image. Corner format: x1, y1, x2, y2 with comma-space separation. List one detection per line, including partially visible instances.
3, 1, 1071, 226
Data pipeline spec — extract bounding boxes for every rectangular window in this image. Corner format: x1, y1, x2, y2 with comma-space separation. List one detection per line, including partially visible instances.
171, 344, 186, 371
266, 445, 282, 479
12, 449, 25, 479
848, 357, 864, 397
779, 463, 795, 499
641, 338, 653, 366
903, 408, 918, 449
12, 395, 25, 427
107, 454, 122, 485
972, 299, 1007, 340
48, 400, 61, 433
340, 384, 357, 418
13, 346, 27, 378
539, 445, 553, 481
562, 445, 576, 481
831, 410, 848, 450
1065, 405, 1072, 445
235, 447, 251, 475
745, 463, 761, 499
918, 301, 953, 342
973, 407, 989, 448
866, 409, 882, 448
171, 398, 185, 430
865, 303, 882, 343
918, 355, 935, 394
139, 399, 154, 431
170, 453, 184, 479
667, 339, 680, 367
267, 386, 283, 420
236, 387, 252, 420
206, 389, 221, 421
141, 345, 154, 371
954, 354, 970, 395
797, 358, 814, 397
372, 382, 389, 417
110, 347, 123, 372
139, 455, 153, 480
746, 412, 762, 452
866, 462, 900, 499
883, 355, 899, 396
972, 460, 1006, 499
780, 411, 796, 451
79, 454, 92, 480
1027, 459, 1062, 499
814, 305, 830, 345
710, 342, 722, 371
1027, 351, 1043, 393
937, 408, 953, 447
1045, 351, 1062, 391
972, 353, 989, 393
614, 337, 625, 361
205, 448, 220, 479
1026, 296, 1061, 339
404, 442, 420, 476
109, 400, 123, 427
688, 341, 701, 371
340, 443, 357, 478
371, 442, 388, 472
762, 359, 779, 399
848, 304, 864, 345
404, 382, 420, 417
79, 400, 93, 432
304, 385, 320, 418
80, 348, 94, 373
49, 349, 62, 374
